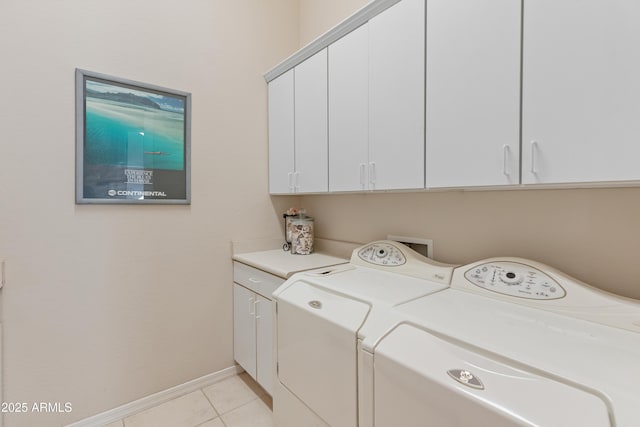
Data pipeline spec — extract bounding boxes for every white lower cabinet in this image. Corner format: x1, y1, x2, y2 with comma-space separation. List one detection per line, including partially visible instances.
233, 262, 284, 395
233, 283, 257, 379
255, 294, 273, 392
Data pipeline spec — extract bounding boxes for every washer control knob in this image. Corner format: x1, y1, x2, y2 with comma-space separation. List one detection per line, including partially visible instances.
500, 270, 523, 285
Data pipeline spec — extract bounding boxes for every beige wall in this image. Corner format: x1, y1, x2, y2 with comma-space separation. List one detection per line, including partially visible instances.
298, 0, 370, 46
297, 0, 640, 300
300, 189, 640, 300
0, 1, 297, 425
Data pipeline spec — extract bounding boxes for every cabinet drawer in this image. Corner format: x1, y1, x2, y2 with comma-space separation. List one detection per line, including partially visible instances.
233, 262, 285, 300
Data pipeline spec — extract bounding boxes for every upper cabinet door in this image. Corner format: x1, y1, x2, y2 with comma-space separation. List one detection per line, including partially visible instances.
328, 24, 370, 192
368, 0, 425, 190
522, 0, 640, 184
425, 0, 521, 188
294, 49, 329, 193
268, 70, 295, 194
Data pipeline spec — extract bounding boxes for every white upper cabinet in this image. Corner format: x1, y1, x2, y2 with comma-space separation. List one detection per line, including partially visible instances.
368, 0, 425, 190
294, 49, 329, 193
425, 0, 521, 188
268, 51, 328, 194
522, 0, 640, 184
328, 24, 370, 192
268, 70, 294, 194
269, 0, 640, 194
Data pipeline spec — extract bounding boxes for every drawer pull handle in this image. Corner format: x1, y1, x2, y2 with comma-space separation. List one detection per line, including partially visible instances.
248, 277, 262, 284
308, 300, 322, 309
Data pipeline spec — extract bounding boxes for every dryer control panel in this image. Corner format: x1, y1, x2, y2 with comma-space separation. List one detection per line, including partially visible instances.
351, 241, 455, 285
357, 242, 406, 266
464, 261, 566, 300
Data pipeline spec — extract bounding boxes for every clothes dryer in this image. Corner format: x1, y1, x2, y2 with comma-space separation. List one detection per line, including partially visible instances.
271, 240, 455, 427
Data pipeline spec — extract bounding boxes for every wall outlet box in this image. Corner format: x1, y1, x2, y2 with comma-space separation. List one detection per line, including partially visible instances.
387, 235, 434, 259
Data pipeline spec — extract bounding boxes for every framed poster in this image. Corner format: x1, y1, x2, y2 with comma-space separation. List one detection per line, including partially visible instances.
76, 69, 191, 204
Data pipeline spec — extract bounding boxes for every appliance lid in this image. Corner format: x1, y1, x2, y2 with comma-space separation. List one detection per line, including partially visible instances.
391, 289, 640, 426
374, 323, 612, 427
291, 266, 449, 306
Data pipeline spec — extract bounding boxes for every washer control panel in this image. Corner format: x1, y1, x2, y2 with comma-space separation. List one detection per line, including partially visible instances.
357, 242, 406, 266
464, 261, 566, 300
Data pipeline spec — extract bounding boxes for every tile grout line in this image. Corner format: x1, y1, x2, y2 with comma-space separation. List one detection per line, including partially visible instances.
118, 373, 268, 427
120, 387, 214, 426
197, 388, 224, 427
217, 393, 262, 418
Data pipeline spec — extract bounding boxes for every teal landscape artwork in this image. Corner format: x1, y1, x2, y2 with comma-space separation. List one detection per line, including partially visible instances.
76, 69, 191, 204
85, 80, 185, 171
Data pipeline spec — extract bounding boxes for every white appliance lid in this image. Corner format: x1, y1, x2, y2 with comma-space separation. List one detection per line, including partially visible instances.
272, 240, 453, 306
291, 265, 448, 306
389, 289, 640, 426
374, 323, 612, 427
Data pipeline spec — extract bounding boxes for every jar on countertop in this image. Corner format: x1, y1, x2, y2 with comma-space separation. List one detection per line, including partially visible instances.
290, 215, 314, 255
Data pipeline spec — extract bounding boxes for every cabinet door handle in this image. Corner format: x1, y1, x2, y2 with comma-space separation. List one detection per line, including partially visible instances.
254, 299, 261, 319
530, 141, 538, 174
502, 144, 510, 176
294, 171, 300, 191
359, 163, 366, 187
287, 172, 293, 192
369, 162, 376, 185
249, 296, 255, 316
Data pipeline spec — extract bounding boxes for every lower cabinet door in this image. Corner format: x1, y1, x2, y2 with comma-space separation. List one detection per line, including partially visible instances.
255, 294, 273, 394
233, 283, 256, 379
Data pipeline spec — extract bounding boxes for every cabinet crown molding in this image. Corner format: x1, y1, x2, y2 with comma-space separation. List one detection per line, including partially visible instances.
264, 0, 402, 82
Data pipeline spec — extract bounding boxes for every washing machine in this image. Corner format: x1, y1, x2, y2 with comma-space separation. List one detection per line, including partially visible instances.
271, 240, 456, 427
367, 257, 640, 426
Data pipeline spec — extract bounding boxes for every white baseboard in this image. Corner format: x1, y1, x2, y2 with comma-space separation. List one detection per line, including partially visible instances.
65, 365, 244, 427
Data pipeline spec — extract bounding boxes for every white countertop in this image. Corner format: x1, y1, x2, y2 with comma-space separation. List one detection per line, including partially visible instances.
233, 249, 348, 279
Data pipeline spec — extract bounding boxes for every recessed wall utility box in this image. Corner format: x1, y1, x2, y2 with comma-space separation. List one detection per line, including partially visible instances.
387, 235, 434, 259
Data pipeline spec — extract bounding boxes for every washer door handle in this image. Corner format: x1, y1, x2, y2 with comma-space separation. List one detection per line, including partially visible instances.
447, 369, 484, 390
308, 300, 322, 309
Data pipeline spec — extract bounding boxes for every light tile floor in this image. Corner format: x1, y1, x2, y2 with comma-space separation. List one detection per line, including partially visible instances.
103, 373, 273, 427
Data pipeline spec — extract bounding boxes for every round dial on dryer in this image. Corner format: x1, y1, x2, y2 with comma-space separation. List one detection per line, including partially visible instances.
357, 242, 406, 266
464, 261, 566, 300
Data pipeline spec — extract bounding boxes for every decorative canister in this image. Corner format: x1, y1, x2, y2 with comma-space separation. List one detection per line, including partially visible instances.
290, 215, 314, 255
